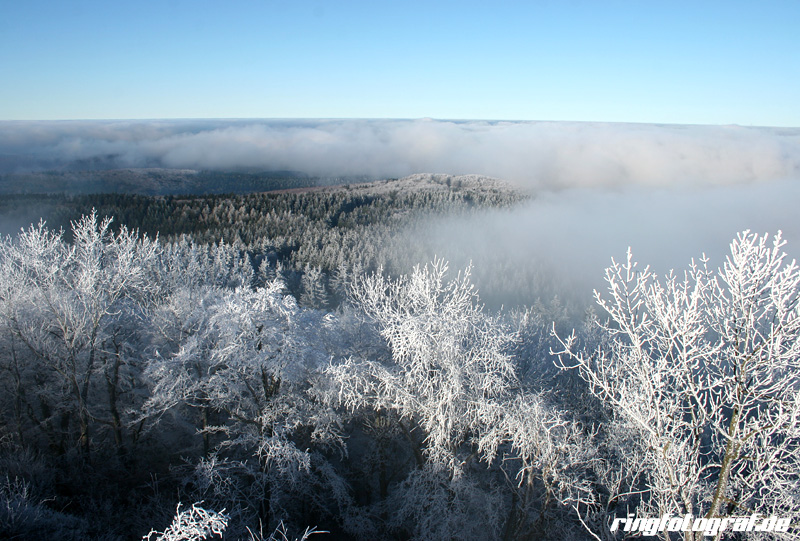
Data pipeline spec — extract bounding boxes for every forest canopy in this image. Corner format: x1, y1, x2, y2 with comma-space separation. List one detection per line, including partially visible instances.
0, 175, 798, 540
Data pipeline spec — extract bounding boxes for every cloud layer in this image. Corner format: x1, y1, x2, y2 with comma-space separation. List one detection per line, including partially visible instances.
2, 119, 799, 190
411, 179, 800, 308
2, 119, 798, 311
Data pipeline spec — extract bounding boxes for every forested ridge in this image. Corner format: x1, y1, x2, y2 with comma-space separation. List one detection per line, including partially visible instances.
1, 174, 528, 308
0, 175, 798, 540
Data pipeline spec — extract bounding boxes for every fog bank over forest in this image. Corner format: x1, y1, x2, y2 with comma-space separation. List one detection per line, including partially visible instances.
1, 118, 798, 305
2, 119, 799, 188
410, 179, 800, 306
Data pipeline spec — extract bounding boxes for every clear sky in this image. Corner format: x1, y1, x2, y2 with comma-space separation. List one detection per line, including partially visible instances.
1, 0, 798, 125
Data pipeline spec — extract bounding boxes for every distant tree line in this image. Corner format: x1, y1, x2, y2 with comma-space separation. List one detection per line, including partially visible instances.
1, 177, 528, 308
0, 169, 320, 196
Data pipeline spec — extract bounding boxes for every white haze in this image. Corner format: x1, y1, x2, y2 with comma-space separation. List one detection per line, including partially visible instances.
2, 119, 799, 189
1, 119, 798, 310
409, 179, 800, 309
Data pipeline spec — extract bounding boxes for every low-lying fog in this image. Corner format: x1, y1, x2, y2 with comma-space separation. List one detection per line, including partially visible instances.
2, 119, 798, 310
2, 119, 799, 188
406, 179, 800, 310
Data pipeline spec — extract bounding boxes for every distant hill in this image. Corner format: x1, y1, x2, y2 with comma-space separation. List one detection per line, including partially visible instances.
284, 173, 516, 194
0, 168, 323, 195
0, 172, 523, 239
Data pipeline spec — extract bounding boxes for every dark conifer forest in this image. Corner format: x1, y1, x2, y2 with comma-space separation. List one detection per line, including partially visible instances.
1, 173, 798, 540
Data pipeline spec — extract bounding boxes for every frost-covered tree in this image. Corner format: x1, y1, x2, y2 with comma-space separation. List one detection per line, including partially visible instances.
554, 231, 800, 540
139, 237, 261, 456
328, 260, 594, 540
142, 270, 347, 533
143, 502, 228, 541
329, 259, 518, 473
157, 236, 254, 293
300, 264, 328, 308
477, 394, 598, 541
0, 213, 159, 455
326, 261, 516, 537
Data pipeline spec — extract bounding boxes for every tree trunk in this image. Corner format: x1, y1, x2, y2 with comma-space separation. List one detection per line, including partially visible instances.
106, 346, 124, 455
201, 406, 210, 458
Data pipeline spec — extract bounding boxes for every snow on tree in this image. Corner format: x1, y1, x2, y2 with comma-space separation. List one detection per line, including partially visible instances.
142, 275, 341, 449
141, 262, 348, 533
0, 212, 159, 455
157, 236, 254, 293
300, 264, 328, 308
554, 231, 800, 540
142, 502, 228, 541
328, 258, 518, 473
327, 259, 595, 539
477, 393, 598, 540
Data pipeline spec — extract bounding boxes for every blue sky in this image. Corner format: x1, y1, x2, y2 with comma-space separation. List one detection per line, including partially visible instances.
1, 0, 798, 125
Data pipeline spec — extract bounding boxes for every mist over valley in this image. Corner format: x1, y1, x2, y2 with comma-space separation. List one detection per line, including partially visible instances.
2, 119, 798, 310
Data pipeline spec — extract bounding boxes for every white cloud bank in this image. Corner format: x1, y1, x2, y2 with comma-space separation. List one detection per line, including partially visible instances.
2, 119, 798, 308
415, 179, 800, 307
1, 119, 799, 190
